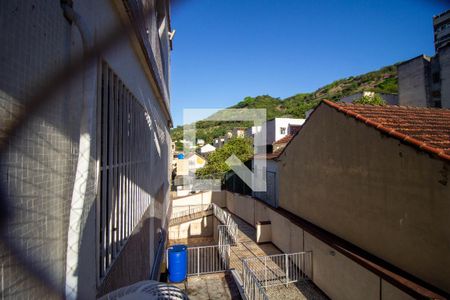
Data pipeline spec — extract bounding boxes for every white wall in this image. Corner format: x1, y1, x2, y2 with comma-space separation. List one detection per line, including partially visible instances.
265, 118, 306, 144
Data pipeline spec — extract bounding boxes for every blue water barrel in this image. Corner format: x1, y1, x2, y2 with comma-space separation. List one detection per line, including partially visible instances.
168, 244, 187, 283
177, 153, 185, 159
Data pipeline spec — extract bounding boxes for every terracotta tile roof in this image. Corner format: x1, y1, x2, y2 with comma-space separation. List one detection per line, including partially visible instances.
324, 100, 450, 161
273, 134, 295, 145
253, 151, 282, 160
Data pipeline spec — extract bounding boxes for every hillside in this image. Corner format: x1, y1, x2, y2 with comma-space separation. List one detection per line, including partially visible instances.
171, 64, 398, 147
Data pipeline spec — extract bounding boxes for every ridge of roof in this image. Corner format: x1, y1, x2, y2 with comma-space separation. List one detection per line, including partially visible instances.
323, 100, 450, 162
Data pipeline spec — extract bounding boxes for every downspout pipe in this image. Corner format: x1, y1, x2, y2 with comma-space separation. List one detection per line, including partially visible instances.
61, 2, 97, 299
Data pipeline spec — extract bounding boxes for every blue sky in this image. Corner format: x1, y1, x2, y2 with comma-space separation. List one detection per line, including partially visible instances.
169, 0, 449, 126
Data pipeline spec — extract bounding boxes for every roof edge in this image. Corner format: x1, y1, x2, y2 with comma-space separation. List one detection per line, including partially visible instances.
323, 100, 450, 162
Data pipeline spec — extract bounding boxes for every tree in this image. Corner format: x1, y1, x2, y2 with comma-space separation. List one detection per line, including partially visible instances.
353, 93, 386, 105
196, 138, 253, 178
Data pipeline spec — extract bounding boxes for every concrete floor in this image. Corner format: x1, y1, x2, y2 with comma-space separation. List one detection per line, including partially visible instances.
172, 273, 240, 300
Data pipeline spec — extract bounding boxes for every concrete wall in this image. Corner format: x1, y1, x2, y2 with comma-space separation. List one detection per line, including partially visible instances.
168, 215, 214, 240
398, 55, 430, 106
439, 44, 450, 108
226, 193, 255, 226
278, 103, 450, 293
172, 191, 226, 208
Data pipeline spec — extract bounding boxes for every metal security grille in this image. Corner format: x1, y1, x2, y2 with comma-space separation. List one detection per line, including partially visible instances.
97, 61, 153, 279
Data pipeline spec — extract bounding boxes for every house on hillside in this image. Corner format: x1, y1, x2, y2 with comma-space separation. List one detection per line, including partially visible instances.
200, 143, 216, 155
340, 91, 399, 105
258, 118, 305, 144
277, 100, 450, 295
213, 136, 225, 148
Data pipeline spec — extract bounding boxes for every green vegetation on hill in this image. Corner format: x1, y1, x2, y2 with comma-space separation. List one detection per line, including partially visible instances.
171, 64, 398, 147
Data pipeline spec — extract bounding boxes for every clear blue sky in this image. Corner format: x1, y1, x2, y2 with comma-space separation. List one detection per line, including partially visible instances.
169, 0, 449, 126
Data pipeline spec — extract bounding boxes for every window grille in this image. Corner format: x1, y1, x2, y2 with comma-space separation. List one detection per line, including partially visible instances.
97, 61, 153, 279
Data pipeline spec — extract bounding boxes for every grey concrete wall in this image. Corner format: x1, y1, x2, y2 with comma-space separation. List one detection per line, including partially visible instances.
439, 45, 450, 108
398, 55, 430, 106
278, 104, 450, 293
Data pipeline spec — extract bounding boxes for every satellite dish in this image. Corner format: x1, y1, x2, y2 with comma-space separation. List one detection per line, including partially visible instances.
99, 280, 188, 300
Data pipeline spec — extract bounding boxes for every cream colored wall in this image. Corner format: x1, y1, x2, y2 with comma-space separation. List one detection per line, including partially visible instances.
168, 215, 213, 240
278, 104, 450, 293
304, 232, 380, 300
172, 191, 225, 207
256, 223, 272, 243
227, 193, 255, 225
254, 200, 270, 224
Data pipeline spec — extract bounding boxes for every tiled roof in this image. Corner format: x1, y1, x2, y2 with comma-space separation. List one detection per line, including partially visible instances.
324, 100, 450, 161
253, 151, 282, 160
273, 134, 295, 145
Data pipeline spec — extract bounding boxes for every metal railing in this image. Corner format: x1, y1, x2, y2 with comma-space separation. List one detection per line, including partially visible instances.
187, 244, 230, 276
212, 204, 239, 245
218, 224, 238, 246
243, 252, 313, 289
170, 204, 211, 220
242, 260, 269, 300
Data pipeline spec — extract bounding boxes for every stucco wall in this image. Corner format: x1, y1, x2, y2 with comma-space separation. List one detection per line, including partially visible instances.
172, 191, 226, 207
168, 215, 213, 240
278, 103, 450, 293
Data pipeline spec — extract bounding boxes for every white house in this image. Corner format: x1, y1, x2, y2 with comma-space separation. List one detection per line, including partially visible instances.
200, 144, 216, 154
257, 118, 305, 145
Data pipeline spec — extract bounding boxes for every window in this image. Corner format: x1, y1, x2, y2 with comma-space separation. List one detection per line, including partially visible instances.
98, 62, 153, 279
280, 127, 286, 135
434, 100, 442, 108
432, 72, 440, 83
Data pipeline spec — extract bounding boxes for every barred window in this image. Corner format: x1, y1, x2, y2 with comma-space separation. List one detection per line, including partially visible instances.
97, 61, 153, 279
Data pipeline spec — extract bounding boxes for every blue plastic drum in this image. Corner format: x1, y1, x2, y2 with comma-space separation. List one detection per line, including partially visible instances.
168, 244, 187, 283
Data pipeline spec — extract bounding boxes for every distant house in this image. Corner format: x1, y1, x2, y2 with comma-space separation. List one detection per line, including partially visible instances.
232, 127, 246, 138
200, 143, 216, 154
251, 125, 302, 207
175, 153, 207, 177
187, 153, 207, 173
278, 100, 450, 294
340, 91, 399, 105
213, 136, 225, 148
257, 117, 305, 145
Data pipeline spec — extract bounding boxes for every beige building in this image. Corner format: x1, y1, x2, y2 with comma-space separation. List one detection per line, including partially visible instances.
278, 100, 450, 295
